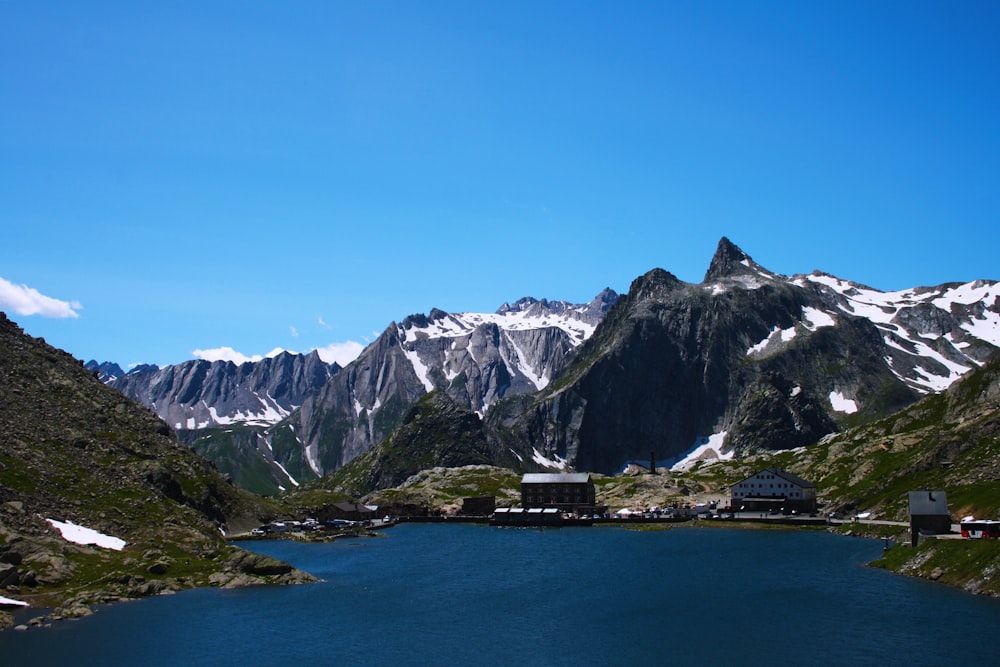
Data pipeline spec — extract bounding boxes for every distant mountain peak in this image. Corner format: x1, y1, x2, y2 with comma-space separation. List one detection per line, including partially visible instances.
84, 360, 126, 383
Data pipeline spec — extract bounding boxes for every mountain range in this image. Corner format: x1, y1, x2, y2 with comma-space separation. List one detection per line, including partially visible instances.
95, 238, 999, 494
105, 291, 617, 493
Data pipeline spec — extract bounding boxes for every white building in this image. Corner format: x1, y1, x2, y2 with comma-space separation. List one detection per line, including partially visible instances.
730, 467, 816, 513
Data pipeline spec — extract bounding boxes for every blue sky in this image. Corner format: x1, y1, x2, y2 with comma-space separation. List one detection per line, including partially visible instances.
2, 2, 998, 368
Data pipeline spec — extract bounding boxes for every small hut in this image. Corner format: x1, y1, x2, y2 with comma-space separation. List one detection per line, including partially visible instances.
908, 490, 952, 545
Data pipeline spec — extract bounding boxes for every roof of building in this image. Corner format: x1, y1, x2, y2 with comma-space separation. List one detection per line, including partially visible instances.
521, 473, 592, 484
331, 502, 376, 513
908, 490, 950, 515
732, 467, 815, 489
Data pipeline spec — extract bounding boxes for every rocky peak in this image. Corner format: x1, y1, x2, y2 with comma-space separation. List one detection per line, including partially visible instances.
400, 309, 445, 330
584, 288, 620, 317
627, 268, 683, 302
704, 237, 764, 283
497, 297, 545, 314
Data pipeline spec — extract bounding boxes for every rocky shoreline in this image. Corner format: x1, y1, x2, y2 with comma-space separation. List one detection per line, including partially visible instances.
0, 542, 315, 631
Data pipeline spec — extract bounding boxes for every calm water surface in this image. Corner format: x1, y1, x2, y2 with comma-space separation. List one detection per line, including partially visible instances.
2, 523, 999, 666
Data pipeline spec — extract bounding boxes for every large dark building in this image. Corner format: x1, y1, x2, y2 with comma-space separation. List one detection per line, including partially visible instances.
521, 473, 596, 513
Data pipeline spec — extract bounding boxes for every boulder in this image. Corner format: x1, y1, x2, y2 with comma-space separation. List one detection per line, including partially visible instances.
227, 549, 292, 576
0, 562, 18, 588
147, 561, 170, 575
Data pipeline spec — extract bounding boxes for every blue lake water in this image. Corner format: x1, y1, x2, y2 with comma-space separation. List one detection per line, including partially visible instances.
2, 523, 999, 666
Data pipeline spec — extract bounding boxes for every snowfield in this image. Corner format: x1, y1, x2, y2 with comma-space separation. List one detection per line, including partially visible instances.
0, 594, 29, 607
805, 274, 1000, 392
46, 519, 126, 551
671, 432, 732, 472
829, 391, 859, 414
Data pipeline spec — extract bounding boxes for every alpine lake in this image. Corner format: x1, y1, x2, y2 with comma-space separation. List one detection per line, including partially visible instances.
2, 522, 999, 666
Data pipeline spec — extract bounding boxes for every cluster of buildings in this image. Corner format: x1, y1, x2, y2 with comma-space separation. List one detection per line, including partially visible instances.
252, 468, 987, 542
250, 502, 386, 536
481, 467, 821, 526
478, 469, 985, 543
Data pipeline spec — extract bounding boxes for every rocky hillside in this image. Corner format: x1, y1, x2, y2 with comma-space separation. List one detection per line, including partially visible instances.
0, 313, 312, 629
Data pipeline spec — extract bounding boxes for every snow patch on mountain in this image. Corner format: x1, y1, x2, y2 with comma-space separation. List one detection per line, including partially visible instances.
532, 448, 569, 470
399, 306, 598, 347
670, 432, 732, 472
747, 326, 797, 356
805, 274, 1000, 392
206, 399, 290, 427
502, 333, 547, 390
802, 306, 836, 330
46, 519, 125, 551
273, 460, 299, 487
829, 391, 858, 414
400, 342, 435, 392
304, 442, 321, 476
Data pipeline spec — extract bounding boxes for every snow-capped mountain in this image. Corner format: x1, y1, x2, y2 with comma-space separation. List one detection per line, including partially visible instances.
101, 291, 617, 494
489, 238, 1000, 474
700, 240, 999, 394
265, 290, 620, 487
100, 237, 999, 491
395, 292, 615, 409
797, 274, 1000, 392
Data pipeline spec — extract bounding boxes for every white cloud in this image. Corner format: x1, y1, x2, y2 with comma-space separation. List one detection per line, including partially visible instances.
318, 316, 333, 330
0, 276, 82, 318
289, 325, 299, 338
193, 342, 362, 366
193, 346, 265, 364
314, 340, 364, 366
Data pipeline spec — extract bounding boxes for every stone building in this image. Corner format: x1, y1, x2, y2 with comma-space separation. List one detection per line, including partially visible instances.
908, 490, 952, 545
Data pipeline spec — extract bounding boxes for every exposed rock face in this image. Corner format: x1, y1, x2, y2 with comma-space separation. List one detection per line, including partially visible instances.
112, 351, 339, 431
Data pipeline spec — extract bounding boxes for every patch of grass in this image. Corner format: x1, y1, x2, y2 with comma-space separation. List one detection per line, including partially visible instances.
871, 539, 1000, 596
0, 455, 39, 493
945, 482, 1000, 522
